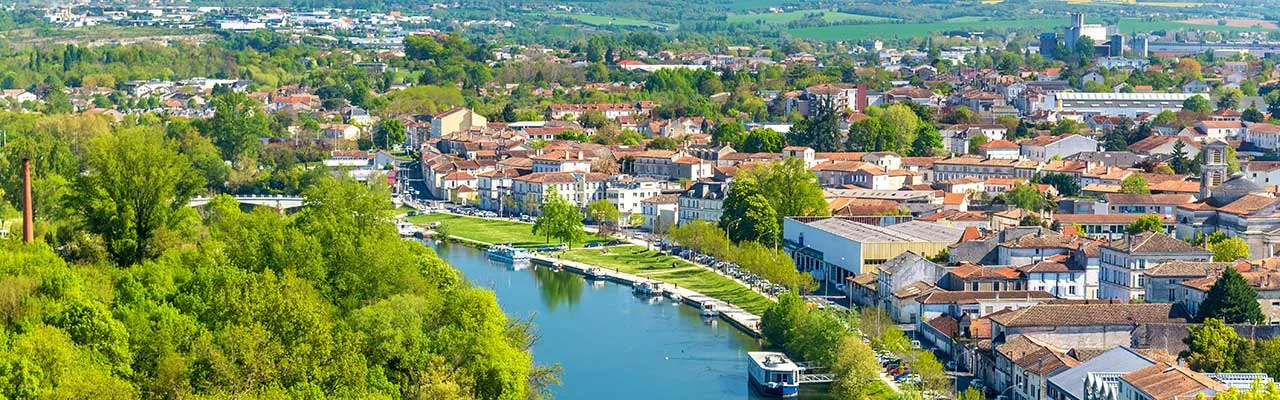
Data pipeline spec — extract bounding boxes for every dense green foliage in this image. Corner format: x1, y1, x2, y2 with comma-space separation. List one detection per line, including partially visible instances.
1126, 214, 1164, 235
1200, 269, 1265, 323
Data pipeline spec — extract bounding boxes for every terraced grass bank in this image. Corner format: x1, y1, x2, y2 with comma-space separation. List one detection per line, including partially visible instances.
407, 212, 609, 248
559, 245, 775, 315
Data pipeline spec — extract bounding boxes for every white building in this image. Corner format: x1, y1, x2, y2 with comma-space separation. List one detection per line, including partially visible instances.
1097, 232, 1212, 301
1044, 92, 1206, 117
678, 181, 726, 226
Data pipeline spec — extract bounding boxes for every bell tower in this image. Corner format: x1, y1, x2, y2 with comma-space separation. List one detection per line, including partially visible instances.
1201, 140, 1228, 200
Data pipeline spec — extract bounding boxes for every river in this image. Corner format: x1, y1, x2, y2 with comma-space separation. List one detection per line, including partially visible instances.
429, 242, 830, 400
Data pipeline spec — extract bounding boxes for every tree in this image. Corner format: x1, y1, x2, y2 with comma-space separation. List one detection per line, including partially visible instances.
1127, 214, 1164, 235
647, 136, 678, 150
70, 127, 203, 266
206, 91, 272, 160
829, 335, 882, 399
585, 199, 620, 233
968, 135, 988, 155
1171, 140, 1193, 174
720, 178, 780, 244
1121, 175, 1150, 194
1210, 236, 1252, 262
761, 293, 807, 348
1243, 107, 1265, 123
374, 118, 407, 149
1227, 146, 1241, 174
960, 387, 986, 400
788, 98, 842, 152
578, 110, 610, 129
1199, 269, 1264, 323
532, 187, 586, 246
1184, 318, 1246, 372
1184, 95, 1213, 113
1000, 183, 1049, 211
711, 122, 746, 148
1040, 173, 1081, 196
909, 124, 943, 157
1216, 87, 1243, 111
741, 128, 784, 153
736, 158, 829, 222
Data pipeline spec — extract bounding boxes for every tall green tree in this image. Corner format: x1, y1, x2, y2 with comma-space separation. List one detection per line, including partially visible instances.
374, 118, 407, 149
1039, 173, 1080, 196
585, 199, 620, 235
1210, 237, 1251, 262
206, 91, 272, 160
761, 293, 808, 348
721, 178, 780, 244
69, 127, 203, 266
532, 187, 586, 246
1184, 95, 1213, 113
711, 122, 746, 149
909, 124, 943, 157
788, 98, 842, 152
741, 128, 785, 153
1200, 269, 1264, 324
1184, 318, 1246, 372
1121, 175, 1150, 194
1000, 183, 1049, 211
1127, 214, 1165, 234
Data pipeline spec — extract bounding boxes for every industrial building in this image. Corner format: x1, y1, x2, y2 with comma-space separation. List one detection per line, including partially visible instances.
1043, 92, 1206, 117
783, 217, 965, 285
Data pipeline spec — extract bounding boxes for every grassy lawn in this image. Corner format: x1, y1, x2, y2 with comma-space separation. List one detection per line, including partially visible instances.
407, 213, 609, 248
559, 245, 775, 315
726, 11, 895, 25
549, 12, 673, 29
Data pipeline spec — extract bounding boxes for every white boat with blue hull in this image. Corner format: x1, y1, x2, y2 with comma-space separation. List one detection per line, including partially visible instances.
747, 352, 800, 398
486, 244, 532, 263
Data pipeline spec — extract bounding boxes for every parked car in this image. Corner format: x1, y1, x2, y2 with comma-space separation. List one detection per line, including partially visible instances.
585, 241, 602, 248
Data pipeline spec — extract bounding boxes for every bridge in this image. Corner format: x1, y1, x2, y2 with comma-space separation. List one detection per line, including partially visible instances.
795, 362, 834, 384
188, 195, 306, 210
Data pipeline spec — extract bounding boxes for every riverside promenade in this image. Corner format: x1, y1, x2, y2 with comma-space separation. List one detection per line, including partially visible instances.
531, 255, 763, 337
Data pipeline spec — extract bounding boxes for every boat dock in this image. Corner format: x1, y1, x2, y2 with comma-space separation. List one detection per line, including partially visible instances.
531, 256, 763, 337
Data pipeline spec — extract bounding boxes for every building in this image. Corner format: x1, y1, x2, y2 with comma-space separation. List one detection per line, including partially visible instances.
1177, 140, 1280, 259
1108, 363, 1226, 400
1046, 346, 1158, 400
1178, 270, 1280, 323
1143, 261, 1233, 304
1052, 214, 1173, 240
1020, 134, 1099, 161
1098, 232, 1212, 301
641, 194, 679, 233
678, 181, 726, 226
511, 172, 609, 213
605, 177, 662, 217
1046, 92, 1206, 117
990, 303, 1184, 350
1104, 193, 1195, 217
875, 251, 947, 316
784, 218, 965, 285
933, 156, 1041, 182
531, 150, 591, 173
431, 107, 487, 138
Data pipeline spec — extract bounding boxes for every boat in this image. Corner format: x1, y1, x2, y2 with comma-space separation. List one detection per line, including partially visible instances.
584, 267, 607, 280
486, 244, 532, 263
747, 352, 800, 398
700, 301, 719, 317
396, 221, 422, 237
551, 262, 564, 272
668, 292, 683, 302
632, 281, 663, 297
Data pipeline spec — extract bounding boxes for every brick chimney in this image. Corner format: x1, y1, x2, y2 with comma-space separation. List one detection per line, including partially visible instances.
22, 158, 32, 243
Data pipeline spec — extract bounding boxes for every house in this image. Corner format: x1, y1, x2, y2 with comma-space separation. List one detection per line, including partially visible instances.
0, 89, 37, 103
1052, 213, 1173, 240
1142, 261, 1233, 304
531, 150, 592, 173
605, 177, 662, 217
990, 303, 1185, 350
1098, 232, 1212, 301
320, 123, 360, 140
1195, 120, 1246, 141
1109, 362, 1226, 400
941, 263, 1024, 291
641, 194, 679, 233
431, 107, 488, 138
1017, 257, 1089, 299
511, 172, 610, 213
1126, 135, 1200, 157
1045, 346, 1158, 400
1104, 193, 1195, 217
942, 124, 1008, 155
933, 156, 1042, 182
979, 139, 1022, 159
1245, 121, 1280, 151
678, 181, 726, 226
1177, 270, 1280, 323
875, 251, 947, 314
1020, 134, 1098, 161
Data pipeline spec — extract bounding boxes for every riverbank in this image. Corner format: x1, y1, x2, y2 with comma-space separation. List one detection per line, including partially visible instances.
407, 213, 774, 333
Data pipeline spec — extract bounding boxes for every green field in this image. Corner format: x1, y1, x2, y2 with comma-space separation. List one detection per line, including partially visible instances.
788, 16, 1275, 40
549, 12, 673, 29
727, 11, 896, 24
559, 245, 775, 315
407, 213, 609, 248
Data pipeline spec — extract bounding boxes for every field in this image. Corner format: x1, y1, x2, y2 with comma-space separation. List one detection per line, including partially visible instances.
549, 12, 673, 29
407, 213, 609, 248
788, 15, 1275, 40
726, 11, 896, 25
1182, 18, 1280, 29
560, 245, 776, 315
789, 17, 1066, 40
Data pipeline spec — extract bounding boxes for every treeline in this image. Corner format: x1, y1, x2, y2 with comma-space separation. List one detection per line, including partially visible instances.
0, 114, 549, 398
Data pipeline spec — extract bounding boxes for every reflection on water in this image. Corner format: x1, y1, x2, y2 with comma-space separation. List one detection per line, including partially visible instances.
531, 265, 584, 310
429, 241, 832, 400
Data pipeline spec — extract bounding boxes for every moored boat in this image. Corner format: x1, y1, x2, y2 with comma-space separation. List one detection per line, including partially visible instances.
584, 267, 607, 280
747, 352, 800, 398
632, 281, 663, 297
486, 244, 532, 263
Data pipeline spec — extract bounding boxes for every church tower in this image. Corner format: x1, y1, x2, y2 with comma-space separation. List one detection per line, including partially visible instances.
1200, 140, 1228, 200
